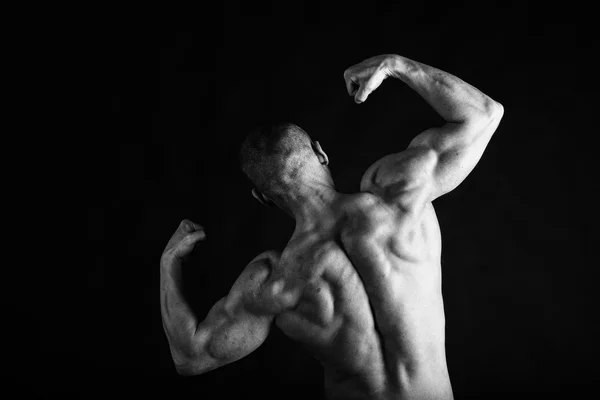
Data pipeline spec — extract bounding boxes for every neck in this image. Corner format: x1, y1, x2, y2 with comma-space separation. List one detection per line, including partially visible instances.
281, 182, 340, 229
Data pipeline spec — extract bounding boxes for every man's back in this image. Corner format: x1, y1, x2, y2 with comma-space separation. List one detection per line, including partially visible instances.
270, 191, 450, 399
160, 53, 503, 400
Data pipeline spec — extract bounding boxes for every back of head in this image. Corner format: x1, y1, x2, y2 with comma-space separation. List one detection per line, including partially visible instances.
239, 122, 314, 199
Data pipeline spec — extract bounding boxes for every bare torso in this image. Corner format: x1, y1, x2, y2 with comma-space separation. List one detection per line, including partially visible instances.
162, 53, 502, 399
265, 192, 451, 399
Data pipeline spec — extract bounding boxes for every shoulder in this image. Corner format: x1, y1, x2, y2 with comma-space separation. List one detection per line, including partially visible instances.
223, 250, 282, 317
360, 147, 437, 210
360, 147, 437, 192
238, 250, 298, 315
238, 250, 281, 286
247, 250, 281, 266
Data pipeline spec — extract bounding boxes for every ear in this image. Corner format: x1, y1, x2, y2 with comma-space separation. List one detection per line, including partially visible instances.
312, 141, 329, 166
252, 189, 274, 207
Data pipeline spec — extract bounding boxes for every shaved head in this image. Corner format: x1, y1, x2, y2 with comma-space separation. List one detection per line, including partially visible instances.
239, 123, 315, 199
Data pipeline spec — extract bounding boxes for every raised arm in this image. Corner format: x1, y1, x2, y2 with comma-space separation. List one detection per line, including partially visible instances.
345, 54, 504, 204
160, 220, 283, 375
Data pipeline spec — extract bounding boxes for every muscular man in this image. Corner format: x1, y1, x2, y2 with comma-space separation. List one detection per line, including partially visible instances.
160, 54, 504, 399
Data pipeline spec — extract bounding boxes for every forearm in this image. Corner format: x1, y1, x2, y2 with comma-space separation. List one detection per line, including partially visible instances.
387, 55, 500, 123
160, 262, 204, 361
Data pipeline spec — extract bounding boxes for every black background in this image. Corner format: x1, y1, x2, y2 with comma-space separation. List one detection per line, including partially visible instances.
40, 1, 595, 399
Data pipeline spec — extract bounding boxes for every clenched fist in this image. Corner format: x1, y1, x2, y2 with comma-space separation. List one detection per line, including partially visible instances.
343, 54, 397, 104
160, 219, 206, 268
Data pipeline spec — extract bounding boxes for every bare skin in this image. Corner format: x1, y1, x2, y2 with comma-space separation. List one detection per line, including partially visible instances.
160, 54, 504, 399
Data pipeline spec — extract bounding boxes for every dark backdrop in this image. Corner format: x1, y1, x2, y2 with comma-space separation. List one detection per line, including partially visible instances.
43, 1, 594, 399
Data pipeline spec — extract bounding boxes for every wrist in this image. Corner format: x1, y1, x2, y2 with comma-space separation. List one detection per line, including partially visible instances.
160, 253, 175, 271
386, 54, 416, 80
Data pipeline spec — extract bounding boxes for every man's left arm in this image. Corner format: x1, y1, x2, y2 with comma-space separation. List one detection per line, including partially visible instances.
160, 220, 279, 375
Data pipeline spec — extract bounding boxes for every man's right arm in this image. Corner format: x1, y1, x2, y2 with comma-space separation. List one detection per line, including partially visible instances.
346, 54, 504, 203
160, 220, 278, 376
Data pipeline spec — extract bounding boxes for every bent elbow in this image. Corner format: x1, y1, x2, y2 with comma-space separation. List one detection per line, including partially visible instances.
468, 99, 504, 130
175, 358, 217, 376
488, 99, 504, 121
175, 361, 201, 376
173, 351, 208, 376
493, 101, 504, 119
170, 345, 203, 376
172, 348, 216, 376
